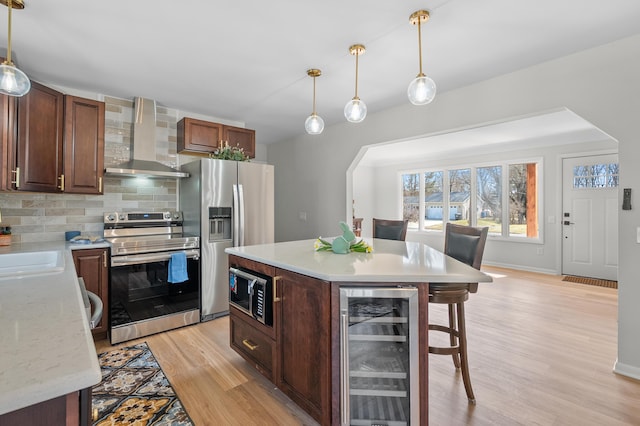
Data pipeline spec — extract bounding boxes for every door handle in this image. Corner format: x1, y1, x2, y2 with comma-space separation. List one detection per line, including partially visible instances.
563, 221, 575, 225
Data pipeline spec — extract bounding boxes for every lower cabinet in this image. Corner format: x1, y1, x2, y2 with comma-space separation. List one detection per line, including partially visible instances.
229, 306, 276, 381
0, 388, 92, 426
226, 256, 338, 426
275, 268, 331, 425
72, 248, 109, 340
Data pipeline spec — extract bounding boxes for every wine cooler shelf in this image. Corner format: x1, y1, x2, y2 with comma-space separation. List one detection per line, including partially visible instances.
349, 394, 411, 426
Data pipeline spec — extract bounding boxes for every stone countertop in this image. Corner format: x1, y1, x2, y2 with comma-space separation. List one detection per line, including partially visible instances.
0, 241, 107, 415
226, 238, 492, 284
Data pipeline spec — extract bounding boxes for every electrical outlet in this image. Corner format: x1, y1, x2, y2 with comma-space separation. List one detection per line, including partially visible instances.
536, 247, 544, 255
298, 211, 307, 221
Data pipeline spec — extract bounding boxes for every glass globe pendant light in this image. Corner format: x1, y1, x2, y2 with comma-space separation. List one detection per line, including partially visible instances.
0, 0, 30, 97
304, 69, 324, 135
344, 44, 367, 123
407, 10, 435, 106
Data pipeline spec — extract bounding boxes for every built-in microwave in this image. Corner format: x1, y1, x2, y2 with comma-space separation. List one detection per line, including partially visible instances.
229, 267, 273, 326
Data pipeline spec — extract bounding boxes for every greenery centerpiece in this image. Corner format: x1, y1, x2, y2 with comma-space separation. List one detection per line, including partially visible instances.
211, 142, 249, 161
314, 222, 372, 254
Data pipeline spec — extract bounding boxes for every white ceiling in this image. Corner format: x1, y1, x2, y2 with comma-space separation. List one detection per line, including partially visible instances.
3, 0, 640, 145
358, 109, 615, 167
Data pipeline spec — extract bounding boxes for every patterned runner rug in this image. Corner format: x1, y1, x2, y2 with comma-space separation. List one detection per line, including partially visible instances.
92, 342, 194, 426
562, 275, 618, 289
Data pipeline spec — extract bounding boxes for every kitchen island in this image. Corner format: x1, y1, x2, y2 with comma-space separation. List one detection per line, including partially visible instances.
226, 238, 491, 425
0, 242, 104, 425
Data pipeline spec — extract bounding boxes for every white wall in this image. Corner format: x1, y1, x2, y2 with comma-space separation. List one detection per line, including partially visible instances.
268, 34, 640, 379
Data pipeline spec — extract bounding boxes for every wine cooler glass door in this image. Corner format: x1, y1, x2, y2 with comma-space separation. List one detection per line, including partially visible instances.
340, 287, 419, 426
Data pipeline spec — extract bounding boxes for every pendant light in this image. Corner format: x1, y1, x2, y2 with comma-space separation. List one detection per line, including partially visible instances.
407, 10, 435, 106
344, 44, 367, 123
0, 0, 30, 97
304, 69, 324, 135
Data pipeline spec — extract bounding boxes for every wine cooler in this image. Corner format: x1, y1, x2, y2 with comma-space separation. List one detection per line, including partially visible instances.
340, 287, 419, 426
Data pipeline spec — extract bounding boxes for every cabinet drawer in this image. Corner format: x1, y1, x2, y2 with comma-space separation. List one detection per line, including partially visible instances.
230, 313, 275, 379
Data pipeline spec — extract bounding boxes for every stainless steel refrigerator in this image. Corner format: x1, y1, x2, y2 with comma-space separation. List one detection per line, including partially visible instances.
180, 158, 274, 321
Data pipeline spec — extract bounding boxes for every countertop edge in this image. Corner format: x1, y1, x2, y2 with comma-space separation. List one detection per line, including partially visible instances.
226, 239, 493, 284
0, 245, 104, 415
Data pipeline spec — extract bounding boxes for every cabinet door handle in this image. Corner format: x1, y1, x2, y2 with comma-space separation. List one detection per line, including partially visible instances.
273, 276, 281, 302
57, 174, 65, 191
102, 251, 107, 268
242, 339, 258, 351
11, 167, 19, 188
98, 176, 103, 193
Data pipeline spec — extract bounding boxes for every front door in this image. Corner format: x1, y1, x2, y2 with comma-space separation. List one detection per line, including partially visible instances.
562, 154, 618, 281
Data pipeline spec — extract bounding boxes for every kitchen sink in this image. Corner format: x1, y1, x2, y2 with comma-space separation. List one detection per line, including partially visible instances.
0, 250, 65, 278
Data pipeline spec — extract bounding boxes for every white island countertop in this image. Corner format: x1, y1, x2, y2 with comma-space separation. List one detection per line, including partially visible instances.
0, 242, 103, 415
226, 238, 492, 284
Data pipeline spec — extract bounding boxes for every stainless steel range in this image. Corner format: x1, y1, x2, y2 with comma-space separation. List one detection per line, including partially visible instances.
104, 211, 200, 344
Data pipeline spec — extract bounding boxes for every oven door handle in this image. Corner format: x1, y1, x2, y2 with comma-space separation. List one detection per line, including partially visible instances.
111, 249, 200, 267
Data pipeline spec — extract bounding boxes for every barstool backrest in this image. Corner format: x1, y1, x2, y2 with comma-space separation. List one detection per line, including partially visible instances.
373, 218, 408, 241
444, 223, 488, 271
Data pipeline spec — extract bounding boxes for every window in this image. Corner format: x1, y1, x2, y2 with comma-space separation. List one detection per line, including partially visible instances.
573, 163, 619, 188
477, 166, 502, 235
423, 171, 444, 230
402, 173, 420, 230
401, 160, 541, 240
449, 169, 470, 225
509, 163, 538, 238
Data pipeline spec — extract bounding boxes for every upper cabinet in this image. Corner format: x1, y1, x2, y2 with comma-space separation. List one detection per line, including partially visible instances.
0, 81, 105, 194
63, 96, 105, 194
16, 82, 65, 192
178, 117, 255, 158
0, 94, 16, 191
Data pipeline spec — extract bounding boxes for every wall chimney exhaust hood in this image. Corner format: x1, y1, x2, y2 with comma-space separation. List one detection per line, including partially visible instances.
105, 97, 189, 178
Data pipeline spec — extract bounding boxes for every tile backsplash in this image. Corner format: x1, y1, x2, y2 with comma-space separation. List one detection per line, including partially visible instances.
0, 96, 182, 244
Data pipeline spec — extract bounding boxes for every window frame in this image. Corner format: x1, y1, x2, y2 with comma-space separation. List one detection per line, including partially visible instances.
400, 157, 544, 244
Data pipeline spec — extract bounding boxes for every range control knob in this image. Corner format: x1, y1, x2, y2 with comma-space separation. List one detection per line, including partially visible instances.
164, 212, 171, 220
173, 212, 181, 220
119, 214, 126, 221
106, 214, 116, 221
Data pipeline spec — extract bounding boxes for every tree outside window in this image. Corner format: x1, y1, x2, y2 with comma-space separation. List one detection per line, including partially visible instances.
509, 163, 538, 237
402, 173, 420, 229
477, 166, 502, 234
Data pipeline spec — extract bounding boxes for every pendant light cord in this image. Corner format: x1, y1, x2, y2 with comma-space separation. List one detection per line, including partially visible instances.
6, 0, 13, 64
417, 17, 423, 76
354, 51, 359, 98
312, 75, 317, 114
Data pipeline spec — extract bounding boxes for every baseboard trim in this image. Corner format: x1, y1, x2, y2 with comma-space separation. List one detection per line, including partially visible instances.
482, 261, 557, 276
613, 359, 640, 381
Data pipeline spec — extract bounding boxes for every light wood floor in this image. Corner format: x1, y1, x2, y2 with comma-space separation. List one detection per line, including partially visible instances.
95, 267, 640, 425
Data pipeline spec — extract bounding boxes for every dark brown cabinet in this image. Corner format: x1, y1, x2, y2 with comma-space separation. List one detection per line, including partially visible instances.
72, 248, 109, 340
63, 96, 105, 194
0, 388, 91, 426
227, 255, 331, 425
0, 81, 104, 194
228, 256, 277, 380
178, 117, 255, 158
229, 307, 277, 381
275, 268, 331, 425
224, 125, 255, 158
16, 81, 64, 192
0, 94, 16, 190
